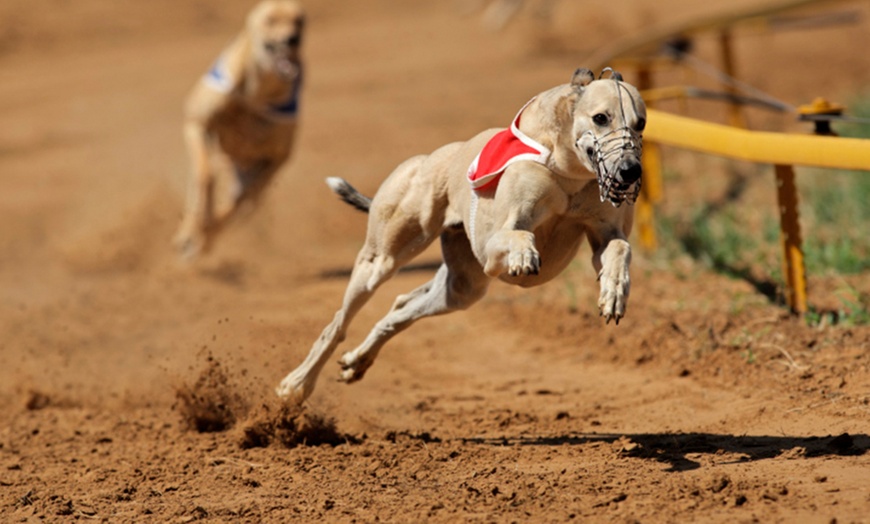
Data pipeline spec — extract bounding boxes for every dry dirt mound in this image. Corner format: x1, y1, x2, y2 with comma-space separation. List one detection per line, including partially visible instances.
174, 353, 248, 433
174, 353, 360, 449
238, 402, 361, 450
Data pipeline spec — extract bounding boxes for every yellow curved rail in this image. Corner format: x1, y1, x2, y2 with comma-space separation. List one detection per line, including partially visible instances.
645, 108, 870, 169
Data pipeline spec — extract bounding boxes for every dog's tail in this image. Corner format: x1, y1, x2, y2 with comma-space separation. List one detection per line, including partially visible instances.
325, 177, 371, 213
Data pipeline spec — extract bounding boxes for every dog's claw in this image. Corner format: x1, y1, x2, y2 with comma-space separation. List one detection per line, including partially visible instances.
601, 311, 622, 325
504, 244, 541, 277
599, 296, 624, 325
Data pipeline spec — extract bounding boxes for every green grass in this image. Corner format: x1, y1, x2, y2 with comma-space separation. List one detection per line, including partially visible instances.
660, 170, 870, 277
655, 172, 782, 304
802, 89, 870, 275
674, 207, 757, 274
804, 284, 870, 327
800, 169, 870, 274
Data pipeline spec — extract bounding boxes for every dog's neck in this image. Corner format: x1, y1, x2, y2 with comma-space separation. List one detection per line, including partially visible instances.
519, 85, 596, 190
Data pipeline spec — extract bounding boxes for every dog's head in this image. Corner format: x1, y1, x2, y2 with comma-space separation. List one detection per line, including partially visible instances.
569, 68, 646, 206
247, 0, 305, 80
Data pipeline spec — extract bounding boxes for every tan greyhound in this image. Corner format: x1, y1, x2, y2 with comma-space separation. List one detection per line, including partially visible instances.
277, 68, 646, 403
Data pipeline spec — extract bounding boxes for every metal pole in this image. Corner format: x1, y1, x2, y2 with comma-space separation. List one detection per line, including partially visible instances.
774, 164, 808, 314
636, 64, 662, 251
718, 29, 746, 128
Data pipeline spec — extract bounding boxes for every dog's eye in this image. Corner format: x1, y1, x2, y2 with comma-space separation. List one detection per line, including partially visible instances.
635, 118, 646, 132
593, 113, 609, 126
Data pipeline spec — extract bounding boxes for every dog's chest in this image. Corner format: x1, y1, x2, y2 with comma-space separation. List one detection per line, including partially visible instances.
214, 102, 296, 159
564, 180, 609, 220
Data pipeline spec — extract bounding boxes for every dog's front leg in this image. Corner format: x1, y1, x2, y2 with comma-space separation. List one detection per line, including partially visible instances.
478, 168, 559, 278
174, 119, 214, 259
591, 235, 631, 324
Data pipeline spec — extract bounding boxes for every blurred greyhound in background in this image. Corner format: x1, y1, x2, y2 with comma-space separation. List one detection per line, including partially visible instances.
174, 0, 305, 259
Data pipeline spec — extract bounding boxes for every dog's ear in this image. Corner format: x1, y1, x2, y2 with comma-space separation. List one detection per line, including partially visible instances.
599, 67, 623, 81
571, 68, 594, 89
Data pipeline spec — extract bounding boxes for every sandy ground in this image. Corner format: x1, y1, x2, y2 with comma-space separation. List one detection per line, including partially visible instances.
1, 0, 870, 522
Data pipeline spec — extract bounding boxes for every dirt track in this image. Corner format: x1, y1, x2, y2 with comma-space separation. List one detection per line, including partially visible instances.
2, 1, 870, 522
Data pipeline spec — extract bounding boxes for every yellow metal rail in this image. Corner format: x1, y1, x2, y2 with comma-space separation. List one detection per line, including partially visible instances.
642, 108, 870, 314
644, 109, 870, 168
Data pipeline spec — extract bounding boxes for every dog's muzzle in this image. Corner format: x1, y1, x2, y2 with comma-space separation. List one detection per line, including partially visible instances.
579, 126, 643, 207
265, 38, 301, 80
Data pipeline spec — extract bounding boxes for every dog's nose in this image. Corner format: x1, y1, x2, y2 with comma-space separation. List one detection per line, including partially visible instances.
285, 34, 301, 47
618, 160, 642, 185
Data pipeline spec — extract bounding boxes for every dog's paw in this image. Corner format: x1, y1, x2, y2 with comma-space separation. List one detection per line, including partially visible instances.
483, 230, 540, 277
507, 246, 541, 276
173, 228, 207, 261
337, 351, 373, 384
597, 267, 630, 325
275, 372, 310, 404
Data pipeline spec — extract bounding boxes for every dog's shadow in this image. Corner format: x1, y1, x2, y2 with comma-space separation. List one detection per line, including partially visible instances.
457, 431, 869, 472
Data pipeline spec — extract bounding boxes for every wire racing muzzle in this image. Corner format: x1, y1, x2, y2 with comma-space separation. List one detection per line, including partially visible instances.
581, 126, 643, 207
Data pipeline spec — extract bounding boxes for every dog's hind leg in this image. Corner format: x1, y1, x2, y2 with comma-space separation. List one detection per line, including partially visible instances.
338, 226, 491, 383
275, 246, 401, 402
278, 155, 447, 402
205, 159, 282, 238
